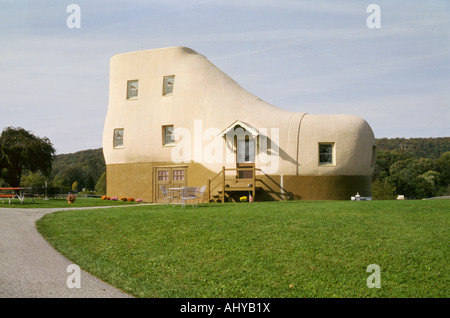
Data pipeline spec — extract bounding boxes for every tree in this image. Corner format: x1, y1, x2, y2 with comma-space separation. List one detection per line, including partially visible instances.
371, 179, 396, 200
372, 150, 410, 181
416, 170, 440, 198
95, 172, 106, 195
20, 171, 48, 189
0, 127, 55, 187
435, 151, 450, 187
386, 158, 432, 198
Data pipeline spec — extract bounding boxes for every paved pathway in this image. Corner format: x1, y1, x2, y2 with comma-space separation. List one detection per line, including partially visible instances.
0, 207, 134, 298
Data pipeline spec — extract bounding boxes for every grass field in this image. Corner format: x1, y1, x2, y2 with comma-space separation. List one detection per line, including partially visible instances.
36, 200, 449, 298
0, 197, 139, 208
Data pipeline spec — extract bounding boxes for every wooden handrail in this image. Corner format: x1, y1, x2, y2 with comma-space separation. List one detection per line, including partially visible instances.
208, 165, 258, 202
223, 167, 261, 172
222, 166, 225, 203
209, 168, 223, 183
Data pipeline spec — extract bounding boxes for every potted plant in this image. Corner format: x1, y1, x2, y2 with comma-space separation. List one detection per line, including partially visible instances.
67, 194, 76, 204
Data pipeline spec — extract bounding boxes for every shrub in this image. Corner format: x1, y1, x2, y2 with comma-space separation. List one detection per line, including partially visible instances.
136, 198, 143, 202
127, 198, 135, 202
372, 179, 396, 200
95, 172, 106, 195
110, 196, 118, 201
120, 197, 127, 202
101, 195, 107, 200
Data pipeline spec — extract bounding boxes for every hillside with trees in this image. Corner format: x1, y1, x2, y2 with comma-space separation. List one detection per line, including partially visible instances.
51, 148, 105, 192
372, 137, 450, 199
376, 137, 450, 159
20, 148, 106, 195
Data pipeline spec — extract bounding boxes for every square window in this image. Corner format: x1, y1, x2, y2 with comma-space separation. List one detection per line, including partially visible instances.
163, 125, 175, 145
113, 129, 124, 148
163, 75, 175, 96
127, 80, 138, 99
319, 143, 334, 165
173, 169, 184, 181
158, 170, 169, 181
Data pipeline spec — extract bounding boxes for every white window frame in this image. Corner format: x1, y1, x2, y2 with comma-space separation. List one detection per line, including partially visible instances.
113, 128, 124, 149
162, 125, 175, 146
162, 75, 175, 96
318, 143, 335, 166
126, 80, 139, 100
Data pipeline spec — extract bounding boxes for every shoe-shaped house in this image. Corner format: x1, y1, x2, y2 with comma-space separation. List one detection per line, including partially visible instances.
103, 47, 376, 202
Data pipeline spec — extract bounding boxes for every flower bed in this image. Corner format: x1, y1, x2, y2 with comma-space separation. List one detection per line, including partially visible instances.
100, 196, 143, 203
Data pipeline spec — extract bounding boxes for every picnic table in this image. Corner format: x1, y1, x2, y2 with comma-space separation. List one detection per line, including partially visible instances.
0, 187, 28, 204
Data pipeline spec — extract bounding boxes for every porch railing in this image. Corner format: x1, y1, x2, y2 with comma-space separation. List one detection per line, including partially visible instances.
208, 166, 259, 202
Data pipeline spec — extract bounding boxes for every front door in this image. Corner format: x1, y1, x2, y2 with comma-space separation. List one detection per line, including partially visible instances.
236, 137, 255, 179
154, 166, 187, 203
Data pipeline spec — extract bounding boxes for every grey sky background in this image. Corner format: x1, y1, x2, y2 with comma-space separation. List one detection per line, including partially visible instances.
1, 0, 449, 154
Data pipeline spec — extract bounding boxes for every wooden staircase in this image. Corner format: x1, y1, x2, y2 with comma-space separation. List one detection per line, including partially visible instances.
208, 166, 260, 202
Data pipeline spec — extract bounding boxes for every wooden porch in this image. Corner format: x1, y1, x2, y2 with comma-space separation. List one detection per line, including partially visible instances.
207, 165, 262, 202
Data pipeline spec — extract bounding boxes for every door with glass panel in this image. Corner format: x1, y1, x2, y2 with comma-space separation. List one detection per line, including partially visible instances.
154, 167, 187, 203
236, 136, 255, 179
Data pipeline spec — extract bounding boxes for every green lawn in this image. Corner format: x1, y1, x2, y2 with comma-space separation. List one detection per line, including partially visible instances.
0, 197, 139, 208
36, 200, 449, 298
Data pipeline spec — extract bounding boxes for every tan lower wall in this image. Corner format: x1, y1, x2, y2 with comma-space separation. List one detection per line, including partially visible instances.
106, 162, 371, 202
106, 162, 155, 201
255, 174, 371, 201
106, 162, 217, 202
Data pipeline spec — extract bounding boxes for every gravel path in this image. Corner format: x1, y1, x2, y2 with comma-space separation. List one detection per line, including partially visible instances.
0, 207, 133, 298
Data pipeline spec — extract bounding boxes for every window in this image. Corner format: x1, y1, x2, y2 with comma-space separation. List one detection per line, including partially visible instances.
319, 143, 334, 165
163, 75, 175, 96
163, 125, 175, 145
113, 129, 124, 148
237, 136, 255, 163
157, 170, 169, 181
173, 169, 185, 181
127, 80, 138, 99
371, 146, 376, 168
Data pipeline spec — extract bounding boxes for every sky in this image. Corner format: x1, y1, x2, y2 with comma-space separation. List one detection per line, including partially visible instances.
0, 0, 449, 154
